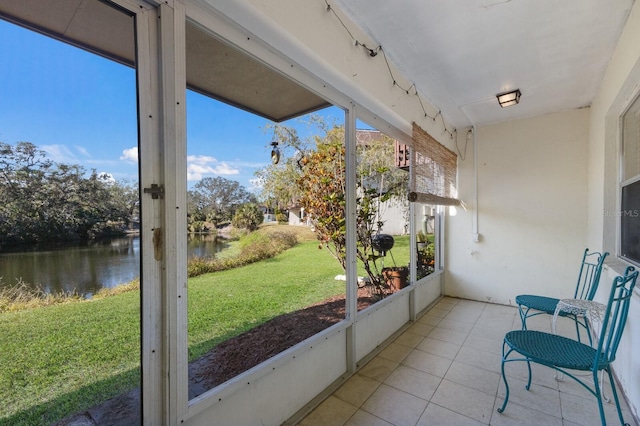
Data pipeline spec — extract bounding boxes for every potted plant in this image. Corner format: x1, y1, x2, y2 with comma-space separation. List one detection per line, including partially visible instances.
416, 242, 435, 279
416, 231, 427, 250
381, 265, 409, 290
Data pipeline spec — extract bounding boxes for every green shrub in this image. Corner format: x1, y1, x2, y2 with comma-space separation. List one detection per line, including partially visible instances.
186, 229, 299, 277
232, 203, 263, 231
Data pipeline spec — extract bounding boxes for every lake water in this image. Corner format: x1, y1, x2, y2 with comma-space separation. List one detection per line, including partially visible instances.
0, 234, 228, 297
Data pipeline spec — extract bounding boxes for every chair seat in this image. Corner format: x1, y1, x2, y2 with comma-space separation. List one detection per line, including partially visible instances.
504, 330, 596, 371
500, 267, 635, 426
515, 294, 567, 316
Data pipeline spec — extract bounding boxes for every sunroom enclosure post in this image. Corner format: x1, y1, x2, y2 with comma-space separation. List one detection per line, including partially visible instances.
345, 104, 358, 373
436, 207, 445, 295
136, 3, 164, 423
157, 1, 188, 423
138, 1, 188, 423
409, 201, 417, 321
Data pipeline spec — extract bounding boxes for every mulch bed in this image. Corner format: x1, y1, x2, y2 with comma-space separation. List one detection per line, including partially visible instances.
188, 290, 379, 397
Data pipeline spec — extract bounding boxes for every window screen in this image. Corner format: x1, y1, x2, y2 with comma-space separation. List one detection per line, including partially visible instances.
621, 181, 640, 264
621, 93, 640, 265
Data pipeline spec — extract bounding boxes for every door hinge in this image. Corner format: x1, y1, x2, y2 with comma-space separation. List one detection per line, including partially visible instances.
143, 184, 164, 199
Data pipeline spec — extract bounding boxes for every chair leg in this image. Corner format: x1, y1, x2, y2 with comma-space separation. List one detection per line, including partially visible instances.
602, 368, 629, 426
584, 317, 592, 346
593, 369, 608, 426
497, 346, 512, 413
518, 305, 529, 330
497, 343, 534, 415
572, 314, 584, 344
525, 360, 532, 390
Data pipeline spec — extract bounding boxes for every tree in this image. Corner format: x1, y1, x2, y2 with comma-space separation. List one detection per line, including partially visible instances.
105, 178, 139, 230
259, 120, 409, 297
254, 158, 302, 213
0, 141, 138, 244
255, 115, 333, 212
232, 203, 264, 231
187, 176, 256, 227
70, 170, 137, 239
0, 141, 54, 243
296, 127, 390, 293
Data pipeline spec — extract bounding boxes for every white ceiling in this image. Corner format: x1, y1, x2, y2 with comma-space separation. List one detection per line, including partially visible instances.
333, 0, 635, 128
2, 0, 634, 127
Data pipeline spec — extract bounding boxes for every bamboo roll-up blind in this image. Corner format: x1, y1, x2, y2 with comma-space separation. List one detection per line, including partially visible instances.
409, 122, 460, 206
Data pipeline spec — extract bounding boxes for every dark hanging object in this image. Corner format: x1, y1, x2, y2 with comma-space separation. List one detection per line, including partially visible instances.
271, 141, 280, 165
372, 234, 394, 256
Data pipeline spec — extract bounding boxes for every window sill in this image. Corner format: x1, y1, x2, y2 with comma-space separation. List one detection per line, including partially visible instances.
604, 258, 640, 296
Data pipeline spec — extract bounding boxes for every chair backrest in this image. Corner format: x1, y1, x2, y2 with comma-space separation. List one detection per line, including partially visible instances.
597, 266, 638, 367
573, 248, 609, 301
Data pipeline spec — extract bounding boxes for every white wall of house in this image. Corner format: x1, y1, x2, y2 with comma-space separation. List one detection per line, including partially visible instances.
376, 198, 409, 236
587, 1, 640, 419
446, 109, 590, 305
290, 200, 409, 233
287, 207, 306, 226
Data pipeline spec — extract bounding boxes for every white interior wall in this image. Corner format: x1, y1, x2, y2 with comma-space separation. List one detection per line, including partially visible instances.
589, 1, 640, 255
354, 293, 412, 360
188, 328, 348, 426
587, 1, 640, 419
446, 109, 590, 305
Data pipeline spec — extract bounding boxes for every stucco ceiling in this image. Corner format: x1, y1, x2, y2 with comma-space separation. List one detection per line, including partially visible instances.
333, 0, 635, 128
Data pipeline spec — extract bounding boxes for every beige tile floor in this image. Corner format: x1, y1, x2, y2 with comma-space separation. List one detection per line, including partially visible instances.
297, 297, 637, 426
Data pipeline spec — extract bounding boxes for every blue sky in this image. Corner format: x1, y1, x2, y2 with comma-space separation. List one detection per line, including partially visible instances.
0, 19, 345, 193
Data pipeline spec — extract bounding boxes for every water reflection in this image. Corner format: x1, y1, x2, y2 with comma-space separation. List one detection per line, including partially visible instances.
0, 234, 227, 297
187, 233, 227, 259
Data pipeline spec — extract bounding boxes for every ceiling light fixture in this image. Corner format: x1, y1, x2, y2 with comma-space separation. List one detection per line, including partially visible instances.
496, 89, 521, 108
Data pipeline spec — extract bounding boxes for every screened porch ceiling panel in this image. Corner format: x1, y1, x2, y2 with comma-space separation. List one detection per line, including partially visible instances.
332, 0, 635, 127
0, 0, 330, 122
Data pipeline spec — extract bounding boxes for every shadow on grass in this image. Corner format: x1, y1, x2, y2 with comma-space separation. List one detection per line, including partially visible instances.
5, 293, 380, 425
2, 368, 140, 426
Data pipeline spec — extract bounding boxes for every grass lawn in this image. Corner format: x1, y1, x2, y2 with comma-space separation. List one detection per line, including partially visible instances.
0, 230, 409, 425
0, 290, 141, 425
187, 240, 345, 361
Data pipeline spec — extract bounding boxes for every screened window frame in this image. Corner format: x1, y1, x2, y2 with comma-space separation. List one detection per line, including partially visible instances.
620, 91, 640, 267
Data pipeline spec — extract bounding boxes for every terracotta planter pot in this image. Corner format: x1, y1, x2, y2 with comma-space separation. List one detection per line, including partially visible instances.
382, 267, 409, 290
